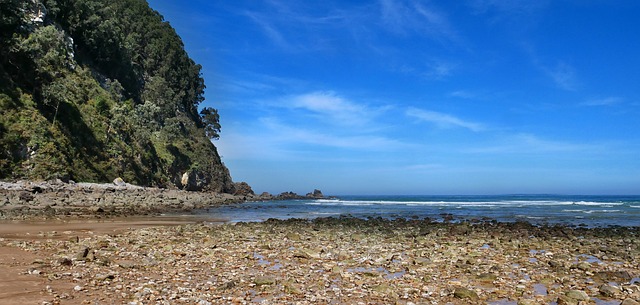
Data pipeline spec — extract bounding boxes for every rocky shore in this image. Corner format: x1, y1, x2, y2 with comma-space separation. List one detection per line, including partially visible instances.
1, 217, 639, 304
0, 180, 325, 220
0, 180, 244, 220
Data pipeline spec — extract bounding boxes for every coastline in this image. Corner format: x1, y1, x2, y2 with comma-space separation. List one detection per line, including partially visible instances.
1, 218, 639, 304
1, 182, 639, 304
0, 180, 251, 221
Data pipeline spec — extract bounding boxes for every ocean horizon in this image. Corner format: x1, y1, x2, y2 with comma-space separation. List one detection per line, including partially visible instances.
202, 194, 640, 228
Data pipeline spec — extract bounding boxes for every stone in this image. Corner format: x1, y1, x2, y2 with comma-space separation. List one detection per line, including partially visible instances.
517, 300, 538, 305
58, 257, 72, 266
565, 290, 590, 301
453, 287, 479, 300
477, 273, 497, 282
254, 276, 276, 286
599, 284, 620, 298
576, 261, 591, 271
113, 177, 126, 187
232, 182, 254, 196
75, 247, 90, 261
305, 189, 324, 198
557, 295, 578, 305
621, 299, 640, 305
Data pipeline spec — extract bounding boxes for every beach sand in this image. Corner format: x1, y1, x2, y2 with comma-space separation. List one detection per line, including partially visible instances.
1, 217, 639, 304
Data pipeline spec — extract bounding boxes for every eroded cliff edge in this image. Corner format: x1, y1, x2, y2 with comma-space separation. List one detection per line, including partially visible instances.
1, 0, 234, 192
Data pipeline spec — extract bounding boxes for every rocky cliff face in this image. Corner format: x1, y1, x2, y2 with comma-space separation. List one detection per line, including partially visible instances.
0, 0, 235, 192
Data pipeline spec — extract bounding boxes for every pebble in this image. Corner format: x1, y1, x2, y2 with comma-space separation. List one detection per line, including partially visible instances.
4, 217, 639, 304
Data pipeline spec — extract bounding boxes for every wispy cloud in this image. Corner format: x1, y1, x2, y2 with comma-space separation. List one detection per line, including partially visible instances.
522, 43, 580, 91
379, 0, 462, 45
544, 61, 579, 91
423, 59, 458, 80
406, 107, 485, 132
469, 133, 595, 154
283, 91, 389, 128
582, 97, 623, 107
469, 0, 549, 15
245, 12, 292, 50
260, 117, 404, 150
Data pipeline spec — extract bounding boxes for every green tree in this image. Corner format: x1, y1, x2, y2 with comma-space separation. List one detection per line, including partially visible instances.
199, 107, 221, 140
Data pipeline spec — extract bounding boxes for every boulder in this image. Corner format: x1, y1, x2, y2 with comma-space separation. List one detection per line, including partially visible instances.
306, 189, 324, 198
113, 177, 126, 187
179, 170, 210, 191
232, 182, 255, 196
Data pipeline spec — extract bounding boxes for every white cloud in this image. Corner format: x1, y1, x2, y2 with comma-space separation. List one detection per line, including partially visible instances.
544, 61, 579, 91
285, 91, 389, 128
406, 107, 485, 132
468, 133, 595, 154
260, 117, 405, 150
469, 0, 549, 15
379, 0, 461, 44
582, 97, 622, 107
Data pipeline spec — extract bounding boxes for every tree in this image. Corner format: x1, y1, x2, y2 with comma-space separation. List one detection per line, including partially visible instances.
199, 107, 220, 140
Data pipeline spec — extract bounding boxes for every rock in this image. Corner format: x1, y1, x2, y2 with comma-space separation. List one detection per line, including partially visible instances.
219, 281, 236, 290
75, 247, 90, 261
517, 300, 537, 305
232, 182, 255, 196
565, 290, 590, 301
116, 260, 137, 269
305, 189, 324, 198
621, 299, 640, 305
181, 172, 189, 188
254, 276, 276, 286
595, 271, 633, 282
557, 295, 578, 305
179, 170, 210, 191
18, 191, 34, 202
453, 287, 479, 300
286, 232, 302, 241
58, 257, 72, 266
477, 273, 497, 283
575, 261, 591, 271
113, 177, 126, 187
599, 284, 620, 297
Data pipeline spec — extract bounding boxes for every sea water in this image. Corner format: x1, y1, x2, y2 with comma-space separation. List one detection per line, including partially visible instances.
203, 195, 640, 227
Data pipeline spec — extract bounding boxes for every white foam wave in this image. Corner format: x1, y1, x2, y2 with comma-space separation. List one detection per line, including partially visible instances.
310, 199, 624, 207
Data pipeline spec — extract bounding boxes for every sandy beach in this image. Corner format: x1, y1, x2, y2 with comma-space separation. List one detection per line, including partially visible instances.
1, 216, 639, 305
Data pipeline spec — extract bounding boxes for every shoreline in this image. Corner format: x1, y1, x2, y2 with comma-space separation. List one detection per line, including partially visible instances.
0, 217, 639, 304
1, 181, 639, 304
0, 180, 251, 221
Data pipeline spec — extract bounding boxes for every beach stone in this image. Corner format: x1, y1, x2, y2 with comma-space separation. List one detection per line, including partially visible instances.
453, 287, 479, 300
599, 284, 620, 297
116, 260, 137, 269
254, 276, 276, 286
58, 257, 72, 266
595, 271, 633, 282
565, 290, 590, 301
576, 261, 591, 271
517, 300, 537, 305
113, 177, 126, 186
75, 247, 90, 261
621, 299, 640, 305
477, 272, 498, 283
556, 295, 579, 305
286, 232, 302, 241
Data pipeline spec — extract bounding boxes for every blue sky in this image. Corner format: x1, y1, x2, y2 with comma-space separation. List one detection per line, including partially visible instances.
147, 0, 640, 195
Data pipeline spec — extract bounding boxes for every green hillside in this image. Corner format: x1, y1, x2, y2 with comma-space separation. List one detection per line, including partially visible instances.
0, 0, 234, 192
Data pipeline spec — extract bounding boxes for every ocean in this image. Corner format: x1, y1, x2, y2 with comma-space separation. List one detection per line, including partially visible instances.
203, 195, 640, 227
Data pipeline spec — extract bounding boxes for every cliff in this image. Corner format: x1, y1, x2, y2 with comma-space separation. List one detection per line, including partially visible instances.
0, 0, 234, 192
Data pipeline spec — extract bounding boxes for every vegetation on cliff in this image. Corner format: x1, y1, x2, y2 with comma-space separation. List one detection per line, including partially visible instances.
0, 0, 233, 192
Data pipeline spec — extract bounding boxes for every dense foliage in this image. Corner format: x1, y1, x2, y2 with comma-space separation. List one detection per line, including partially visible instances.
0, 0, 233, 191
